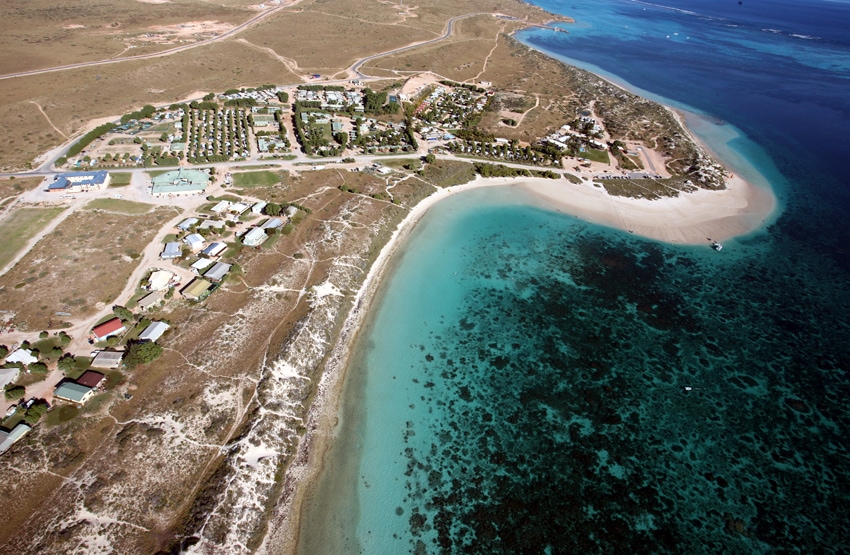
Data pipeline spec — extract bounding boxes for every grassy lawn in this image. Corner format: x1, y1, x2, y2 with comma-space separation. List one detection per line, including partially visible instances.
44, 404, 80, 427
83, 198, 154, 214
563, 172, 583, 184
382, 158, 422, 170
0, 207, 64, 270
581, 148, 610, 164
108, 172, 133, 187
232, 170, 280, 188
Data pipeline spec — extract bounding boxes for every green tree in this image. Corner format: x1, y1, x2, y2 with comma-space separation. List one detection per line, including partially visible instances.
0, 345, 8, 359
4, 384, 25, 400
58, 354, 76, 374
424, 153, 436, 164
124, 341, 163, 369
113, 306, 135, 322
29, 362, 48, 374
39, 331, 49, 339
265, 202, 282, 216
203, 92, 215, 101
24, 400, 49, 425
49, 347, 64, 359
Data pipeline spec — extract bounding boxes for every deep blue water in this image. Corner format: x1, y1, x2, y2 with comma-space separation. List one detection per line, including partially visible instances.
298, 1, 850, 553
519, 0, 850, 267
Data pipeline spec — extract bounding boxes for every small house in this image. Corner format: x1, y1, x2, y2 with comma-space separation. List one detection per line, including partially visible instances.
211, 200, 232, 213
138, 321, 170, 343
91, 350, 124, 369
203, 262, 231, 282
184, 233, 205, 253
229, 202, 251, 215
76, 370, 106, 389
92, 318, 126, 341
191, 258, 215, 274
242, 227, 268, 247
137, 290, 164, 311
261, 217, 283, 230
177, 217, 199, 231
252, 201, 267, 215
161, 242, 182, 260
6, 348, 38, 366
148, 270, 174, 291
0, 423, 32, 454
201, 242, 227, 258
54, 381, 95, 405
181, 279, 212, 301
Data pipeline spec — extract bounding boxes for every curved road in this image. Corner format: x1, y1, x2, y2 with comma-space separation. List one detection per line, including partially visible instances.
0, 1, 302, 82
350, 12, 488, 79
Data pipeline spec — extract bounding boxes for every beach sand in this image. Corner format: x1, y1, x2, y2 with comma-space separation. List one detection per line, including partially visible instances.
260, 168, 775, 553
517, 173, 776, 245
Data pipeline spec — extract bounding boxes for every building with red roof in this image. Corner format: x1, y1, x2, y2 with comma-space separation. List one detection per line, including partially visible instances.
91, 318, 126, 341
76, 370, 106, 389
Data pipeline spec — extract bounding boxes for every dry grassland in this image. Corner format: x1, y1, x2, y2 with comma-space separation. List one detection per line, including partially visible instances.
0, 40, 287, 171
0, 177, 43, 203
0, 0, 256, 74
0, 168, 411, 552
242, 9, 435, 74
0, 206, 64, 270
83, 198, 156, 214
0, 206, 179, 330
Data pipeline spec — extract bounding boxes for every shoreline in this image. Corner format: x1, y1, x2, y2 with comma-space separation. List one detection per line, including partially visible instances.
265, 15, 778, 553
264, 166, 773, 552
260, 180, 504, 553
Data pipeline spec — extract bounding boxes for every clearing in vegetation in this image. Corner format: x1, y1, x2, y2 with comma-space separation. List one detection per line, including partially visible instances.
0, 207, 65, 270
232, 171, 281, 188
83, 199, 155, 215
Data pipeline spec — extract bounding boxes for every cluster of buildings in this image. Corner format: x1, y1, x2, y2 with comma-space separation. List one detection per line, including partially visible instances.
295, 88, 366, 112
542, 118, 607, 153
413, 84, 491, 130
185, 108, 252, 161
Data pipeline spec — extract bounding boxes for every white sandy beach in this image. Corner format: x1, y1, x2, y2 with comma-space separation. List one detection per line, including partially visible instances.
517, 173, 776, 245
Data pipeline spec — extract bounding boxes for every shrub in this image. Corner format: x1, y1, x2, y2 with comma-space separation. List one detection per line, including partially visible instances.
113, 306, 134, 322
23, 400, 49, 425
29, 362, 48, 374
58, 355, 76, 373
124, 341, 163, 369
4, 384, 25, 400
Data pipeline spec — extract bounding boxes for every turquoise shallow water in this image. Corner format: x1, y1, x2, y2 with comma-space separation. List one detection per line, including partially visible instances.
297, 0, 850, 552
299, 185, 850, 553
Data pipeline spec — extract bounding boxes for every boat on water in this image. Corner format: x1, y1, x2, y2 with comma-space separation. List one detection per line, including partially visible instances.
712, 241, 723, 251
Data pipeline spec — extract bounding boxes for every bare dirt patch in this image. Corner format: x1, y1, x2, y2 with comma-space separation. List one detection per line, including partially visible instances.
0, 205, 180, 330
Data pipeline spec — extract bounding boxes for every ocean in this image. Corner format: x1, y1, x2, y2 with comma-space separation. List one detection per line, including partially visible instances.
297, 1, 850, 553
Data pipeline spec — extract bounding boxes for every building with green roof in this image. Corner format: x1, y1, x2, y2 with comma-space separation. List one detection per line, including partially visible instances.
150, 168, 210, 198
54, 381, 95, 405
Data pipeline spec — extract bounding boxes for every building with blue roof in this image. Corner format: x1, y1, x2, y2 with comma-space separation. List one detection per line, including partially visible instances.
48, 171, 111, 193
